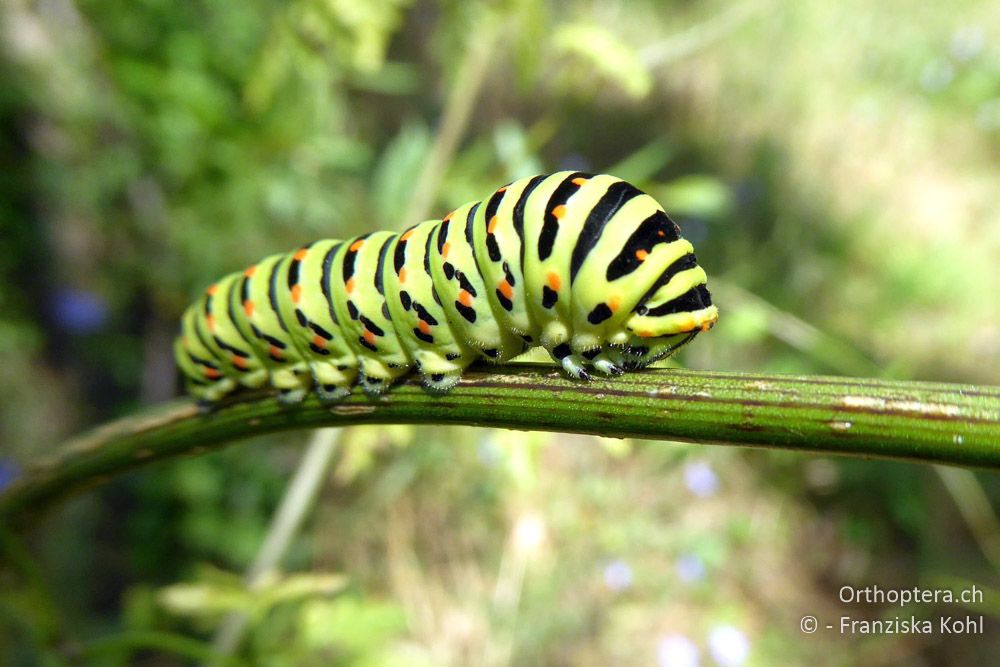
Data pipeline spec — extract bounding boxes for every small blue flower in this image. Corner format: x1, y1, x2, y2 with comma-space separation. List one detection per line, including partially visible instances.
50, 289, 109, 334
683, 460, 719, 498
0, 459, 21, 493
707, 625, 750, 667
602, 559, 633, 592
656, 633, 699, 667
675, 553, 706, 584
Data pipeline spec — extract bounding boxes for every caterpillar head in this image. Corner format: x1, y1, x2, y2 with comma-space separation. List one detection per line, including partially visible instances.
620, 260, 718, 369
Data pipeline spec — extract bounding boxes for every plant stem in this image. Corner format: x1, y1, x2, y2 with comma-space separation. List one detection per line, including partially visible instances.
399, 11, 502, 227
207, 428, 340, 663
2, 366, 998, 529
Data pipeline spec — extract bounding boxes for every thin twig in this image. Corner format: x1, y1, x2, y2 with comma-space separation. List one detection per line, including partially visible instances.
2, 366, 998, 530
205, 428, 340, 662
934, 465, 1000, 571
399, 12, 503, 227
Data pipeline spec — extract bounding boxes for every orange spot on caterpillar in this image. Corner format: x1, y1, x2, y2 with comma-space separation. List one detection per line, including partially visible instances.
458, 290, 473, 307
637, 330, 655, 338
547, 271, 561, 291
243, 300, 255, 317
232, 355, 249, 370
635, 249, 648, 261
204, 367, 221, 379
363, 330, 377, 345
418, 320, 432, 335
700, 321, 713, 333
497, 186, 508, 193
206, 315, 216, 331
312, 335, 326, 349
294, 247, 309, 261
657, 230, 665, 238
244, 265, 257, 278
571, 177, 587, 186
207, 284, 218, 296
608, 295, 621, 312
497, 280, 513, 299
442, 242, 451, 258
551, 204, 566, 219
443, 211, 455, 222
346, 278, 356, 294
398, 267, 408, 284
488, 216, 498, 234
291, 284, 303, 304
400, 229, 415, 241
349, 240, 364, 252
269, 344, 283, 360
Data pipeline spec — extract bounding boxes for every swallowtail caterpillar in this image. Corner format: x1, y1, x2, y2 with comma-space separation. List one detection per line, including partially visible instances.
175, 172, 719, 406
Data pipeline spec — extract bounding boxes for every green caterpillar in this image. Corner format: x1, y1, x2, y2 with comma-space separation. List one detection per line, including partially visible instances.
175, 171, 719, 405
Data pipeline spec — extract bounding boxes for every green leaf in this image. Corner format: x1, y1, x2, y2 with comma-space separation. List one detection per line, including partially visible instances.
371, 121, 432, 228
552, 23, 653, 99
652, 175, 733, 219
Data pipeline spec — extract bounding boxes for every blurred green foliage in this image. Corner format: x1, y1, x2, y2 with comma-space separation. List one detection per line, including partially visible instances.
1, 0, 998, 664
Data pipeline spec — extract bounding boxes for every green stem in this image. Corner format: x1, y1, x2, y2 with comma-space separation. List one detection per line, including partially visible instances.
2, 367, 998, 529
78, 630, 247, 667
399, 10, 502, 227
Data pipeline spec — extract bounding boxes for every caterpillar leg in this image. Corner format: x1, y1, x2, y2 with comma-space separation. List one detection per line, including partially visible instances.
420, 370, 462, 393
315, 383, 351, 402
588, 347, 624, 376
277, 388, 308, 405
271, 367, 312, 406
559, 353, 592, 381
358, 373, 389, 396
309, 361, 357, 403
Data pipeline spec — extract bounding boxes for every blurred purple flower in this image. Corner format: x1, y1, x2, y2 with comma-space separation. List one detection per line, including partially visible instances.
949, 26, 985, 62
476, 440, 501, 467
977, 99, 1000, 131
683, 460, 719, 498
602, 559, 633, 592
675, 553, 706, 584
919, 59, 954, 93
707, 625, 750, 667
50, 288, 109, 334
656, 633, 699, 667
0, 459, 21, 493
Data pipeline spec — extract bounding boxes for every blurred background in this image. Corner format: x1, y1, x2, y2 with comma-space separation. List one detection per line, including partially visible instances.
1, 0, 999, 664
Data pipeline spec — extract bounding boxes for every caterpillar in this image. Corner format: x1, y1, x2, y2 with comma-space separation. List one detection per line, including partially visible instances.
174, 171, 719, 405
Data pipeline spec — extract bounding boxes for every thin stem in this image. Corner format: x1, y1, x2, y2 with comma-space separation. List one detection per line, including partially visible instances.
934, 465, 1000, 570
207, 428, 341, 663
2, 367, 998, 530
399, 12, 502, 227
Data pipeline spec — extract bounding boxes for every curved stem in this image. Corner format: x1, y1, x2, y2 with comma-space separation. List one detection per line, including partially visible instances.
2, 366, 998, 529
207, 428, 340, 662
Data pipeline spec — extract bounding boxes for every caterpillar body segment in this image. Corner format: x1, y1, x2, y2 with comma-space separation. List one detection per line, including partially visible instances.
429, 201, 528, 366
175, 173, 719, 404
273, 240, 358, 402
231, 252, 312, 403
384, 219, 477, 393
196, 272, 269, 392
